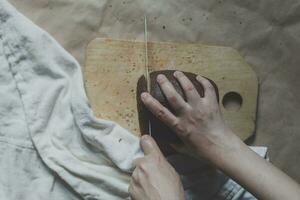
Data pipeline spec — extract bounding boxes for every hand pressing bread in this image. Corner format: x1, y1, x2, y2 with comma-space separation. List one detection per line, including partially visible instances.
136, 70, 219, 155
140, 71, 239, 161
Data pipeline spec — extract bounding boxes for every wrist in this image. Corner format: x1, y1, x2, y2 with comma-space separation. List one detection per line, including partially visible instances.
194, 128, 245, 167
209, 134, 250, 172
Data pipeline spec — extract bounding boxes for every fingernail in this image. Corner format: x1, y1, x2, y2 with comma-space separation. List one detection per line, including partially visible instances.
141, 92, 148, 101
174, 71, 182, 77
140, 135, 155, 154
173, 71, 178, 77
156, 74, 165, 83
141, 134, 151, 142
196, 75, 202, 81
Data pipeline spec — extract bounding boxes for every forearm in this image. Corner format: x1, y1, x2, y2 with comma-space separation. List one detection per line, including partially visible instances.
204, 131, 300, 200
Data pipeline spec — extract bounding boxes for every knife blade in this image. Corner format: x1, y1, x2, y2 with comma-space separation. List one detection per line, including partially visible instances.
144, 16, 152, 136
144, 16, 150, 92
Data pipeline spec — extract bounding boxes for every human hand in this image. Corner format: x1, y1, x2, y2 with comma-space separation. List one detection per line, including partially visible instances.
140, 71, 241, 161
139, 71, 300, 200
129, 135, 184, 200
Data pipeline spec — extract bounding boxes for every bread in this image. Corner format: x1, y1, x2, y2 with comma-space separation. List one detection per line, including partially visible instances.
136, 70, 219, 155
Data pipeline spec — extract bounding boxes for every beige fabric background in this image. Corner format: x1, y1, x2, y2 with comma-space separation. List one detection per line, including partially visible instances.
9, 0, 300, 183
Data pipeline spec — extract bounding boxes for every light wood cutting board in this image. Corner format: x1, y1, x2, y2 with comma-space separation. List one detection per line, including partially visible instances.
84, 38, 258, 141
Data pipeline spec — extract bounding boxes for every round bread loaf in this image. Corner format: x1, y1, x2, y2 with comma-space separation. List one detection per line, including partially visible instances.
136, 70, 219, 155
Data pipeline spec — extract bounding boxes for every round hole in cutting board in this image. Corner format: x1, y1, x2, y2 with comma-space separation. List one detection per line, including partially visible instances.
222, 92, 243, 111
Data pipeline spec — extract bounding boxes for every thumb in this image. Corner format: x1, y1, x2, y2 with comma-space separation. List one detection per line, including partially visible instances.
140, 135, 161, 155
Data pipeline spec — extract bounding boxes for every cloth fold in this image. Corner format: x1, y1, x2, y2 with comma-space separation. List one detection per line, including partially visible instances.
0, 0, 143, 199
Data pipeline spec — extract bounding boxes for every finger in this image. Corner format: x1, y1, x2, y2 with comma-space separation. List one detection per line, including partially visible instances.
141, 92, 179, 126
196, 75, 217, 100
131, 168, 140, 184
128, 181, 134, 194
156, 74, 187, 113
140, 135, 162, 155
128, 179, 139, 200
133, 157, 144, 167
173, 71, 200, 104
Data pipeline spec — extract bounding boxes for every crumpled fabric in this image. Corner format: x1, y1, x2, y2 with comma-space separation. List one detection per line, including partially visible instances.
0, 1, 268, 199
0, 0, 143, 199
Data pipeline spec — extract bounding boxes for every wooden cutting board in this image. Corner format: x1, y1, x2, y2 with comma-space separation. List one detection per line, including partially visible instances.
84, 38, 258, 141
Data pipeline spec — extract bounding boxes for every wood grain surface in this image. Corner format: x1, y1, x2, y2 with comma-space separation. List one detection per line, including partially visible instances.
84, 38, 258, 141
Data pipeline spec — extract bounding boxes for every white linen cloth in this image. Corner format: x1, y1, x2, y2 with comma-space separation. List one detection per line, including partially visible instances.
0, 0, 143, 199
0, 1, 267, 199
